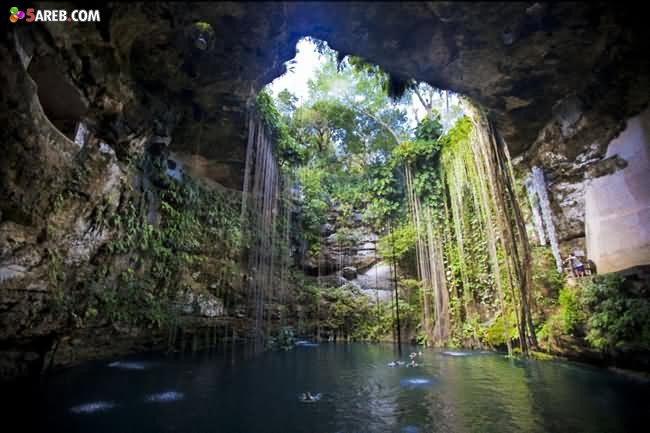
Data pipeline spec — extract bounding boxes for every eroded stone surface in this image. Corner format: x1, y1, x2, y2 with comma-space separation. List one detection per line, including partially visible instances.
176, 290, 225, 318
585, 108, 650, 273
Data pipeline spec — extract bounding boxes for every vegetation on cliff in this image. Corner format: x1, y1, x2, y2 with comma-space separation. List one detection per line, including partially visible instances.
256, 39, 650, 360
51, 152, 244, 332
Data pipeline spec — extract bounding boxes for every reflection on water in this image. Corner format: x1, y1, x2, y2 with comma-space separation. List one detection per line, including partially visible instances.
400, 377, 435, 389
4, 343, 649, 433
107, 361, 150, 370
295, 340, 320, 347
442, 351, 472, 357
69, 401, 116, 414
144, 391, 184, 402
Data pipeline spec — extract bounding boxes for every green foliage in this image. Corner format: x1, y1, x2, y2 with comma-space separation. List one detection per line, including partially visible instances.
538, 273, 650, 353
414, 115, 443, 141
263, 39, 413, 260
580, 274, 650, 351
483, 313, 517, 348
460, 315, 486, 346
531, 245, 565, 299
297, 100, 361, 155
393, 116, 472, 208
393, 138, 442, 166
558, 287, 586, 335
47, 247, 68, 314
194, 21, 215, 35
276, 89, 298, 115
458, 311, 518, 350
362, 161, 404, 229
268, 326, 296, 351
96, 267, 171, 328
438, 115, 472, 147
256, 89, 281, 133
333, 226, 360, 247
259, 39, 650, 360
296, 166, 329, 245
377, 223, 416, 264
321, 285, 397, 341
75, 153, 245, 330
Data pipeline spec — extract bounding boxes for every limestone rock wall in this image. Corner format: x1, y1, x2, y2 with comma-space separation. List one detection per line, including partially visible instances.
299, 206, 381, 277
0, 26, 249, 380
585, 108, 650, 273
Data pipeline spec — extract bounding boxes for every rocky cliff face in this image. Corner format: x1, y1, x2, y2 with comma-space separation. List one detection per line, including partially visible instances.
297, 203, 396, 301
1, 2, 648, 380
1, 24, 248, 379
300, 206, 380, 276
584, 108, 650, 273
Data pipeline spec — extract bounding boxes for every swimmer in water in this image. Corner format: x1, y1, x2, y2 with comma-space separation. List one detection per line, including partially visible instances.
304, 392, 314, 401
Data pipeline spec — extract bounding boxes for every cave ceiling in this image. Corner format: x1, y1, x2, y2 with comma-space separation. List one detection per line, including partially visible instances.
29, 1, 650, 188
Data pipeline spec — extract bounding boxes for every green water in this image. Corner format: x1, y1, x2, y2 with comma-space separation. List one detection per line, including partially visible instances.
5, 343, 649, 432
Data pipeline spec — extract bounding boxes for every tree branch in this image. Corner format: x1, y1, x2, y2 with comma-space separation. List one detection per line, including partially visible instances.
357, 105, 401, 146
413, 84, 434, 120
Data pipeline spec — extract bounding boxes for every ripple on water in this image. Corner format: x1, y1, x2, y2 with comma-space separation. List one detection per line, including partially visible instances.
400, 378, 435, 389
295, 341, 319, 347
70, 401, 116, 414
400, 426, 420, 433
442, 351, 472, 357
107, 361, 148, 370
145, 391, 185, 402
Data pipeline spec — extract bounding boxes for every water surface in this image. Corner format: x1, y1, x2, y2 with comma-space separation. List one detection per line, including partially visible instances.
5, 343, 649, 433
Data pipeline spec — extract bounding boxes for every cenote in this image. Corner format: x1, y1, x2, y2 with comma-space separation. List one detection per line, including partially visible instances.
2, 3, 650, 433
4, 343, 650, 433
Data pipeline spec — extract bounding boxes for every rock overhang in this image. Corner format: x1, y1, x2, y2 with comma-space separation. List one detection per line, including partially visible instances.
19, 2, 650, 189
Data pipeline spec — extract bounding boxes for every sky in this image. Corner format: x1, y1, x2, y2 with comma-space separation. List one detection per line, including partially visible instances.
267, 38, 323, 102
266, 38, 462, 130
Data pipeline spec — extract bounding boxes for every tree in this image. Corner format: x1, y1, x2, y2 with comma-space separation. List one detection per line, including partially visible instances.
276, 89, 298, 118
407, 81, 466, 131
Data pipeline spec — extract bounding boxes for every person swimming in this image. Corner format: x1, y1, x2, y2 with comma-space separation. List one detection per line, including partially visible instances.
299, 392, 321, 402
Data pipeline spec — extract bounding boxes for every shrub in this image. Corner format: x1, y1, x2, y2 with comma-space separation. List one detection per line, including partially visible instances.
483, 312, 518, 348
579, 274, 650, 351
538, 308, 573, 349
531, 245, 565, 300
267, 326, 296, 351
558, 286, 586, 335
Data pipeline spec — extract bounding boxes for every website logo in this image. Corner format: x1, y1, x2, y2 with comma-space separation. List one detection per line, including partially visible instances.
10, 7, 25, 23
9, 7, 100, 23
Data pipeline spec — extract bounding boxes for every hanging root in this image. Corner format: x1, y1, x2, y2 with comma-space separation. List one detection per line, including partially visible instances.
387, 75, 409, 101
